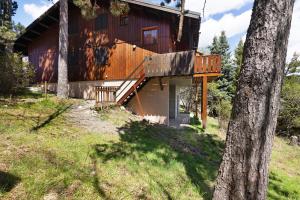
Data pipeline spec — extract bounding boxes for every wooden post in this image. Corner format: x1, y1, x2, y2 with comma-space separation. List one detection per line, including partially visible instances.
201, 76, 207, 129
44, 81, 48, 99
134, 87, 144, 117
195, 79, 199, 118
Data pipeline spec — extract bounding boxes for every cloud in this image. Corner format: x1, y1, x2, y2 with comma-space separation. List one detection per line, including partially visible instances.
198, 10, 252, 48
187, 0, 299, 62
185, 0, 252, 18
24, 0, 58, 19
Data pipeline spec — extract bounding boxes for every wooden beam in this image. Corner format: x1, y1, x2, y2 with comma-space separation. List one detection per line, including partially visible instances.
158, 77, 164, 90
201, 76, 208, 129
22, 36, 33, 42
29, 29, 41, 36
38, 22, 50, 29
14, 43, 26, 47
47, 15, 59, 23
134, 88, 144, 117
193, 73, 222, 77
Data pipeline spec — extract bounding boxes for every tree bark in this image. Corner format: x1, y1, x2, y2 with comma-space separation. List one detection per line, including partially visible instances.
212, 1, 295, 200
57, 0, 69, 98
177, 0, 185, 42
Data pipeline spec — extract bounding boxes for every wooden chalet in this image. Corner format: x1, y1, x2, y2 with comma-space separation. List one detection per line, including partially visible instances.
14, 0, 221, 128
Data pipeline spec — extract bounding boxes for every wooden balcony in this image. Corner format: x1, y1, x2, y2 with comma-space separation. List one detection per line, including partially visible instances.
144, 51, 221, 77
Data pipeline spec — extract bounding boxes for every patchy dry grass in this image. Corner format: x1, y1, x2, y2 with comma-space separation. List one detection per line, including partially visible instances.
0, 91, 299, 200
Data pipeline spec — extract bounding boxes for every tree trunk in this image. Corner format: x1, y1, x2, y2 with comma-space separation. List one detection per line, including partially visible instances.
177, 0, 185, 42
212, 1, 295, 200
57, 0, 69, 98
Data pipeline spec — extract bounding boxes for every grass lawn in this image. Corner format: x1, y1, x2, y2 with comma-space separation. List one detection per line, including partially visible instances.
0, 92, 299, 199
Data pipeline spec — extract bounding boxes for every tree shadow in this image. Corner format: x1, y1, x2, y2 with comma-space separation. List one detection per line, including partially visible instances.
31, 104, 71, 132
91, 120, 224, 199
0, 171, 21, 193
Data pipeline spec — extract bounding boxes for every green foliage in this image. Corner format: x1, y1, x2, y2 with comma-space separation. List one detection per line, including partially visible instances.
12, 22, 25, 37
209, 31, 236, 99
73, 0, 129, 19
0, 0, 18, 26
0, 24, 16, 50
109, 0, 130, 16
285, 52, 300, 75
233, 39, 244, 84
160, 0, 182, 8
277, 76, 300, 136
0, 52, 34, 94
208, 82, 232, 129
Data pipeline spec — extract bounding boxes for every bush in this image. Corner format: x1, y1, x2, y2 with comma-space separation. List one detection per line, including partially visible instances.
0, 52, 34, 95
277, 76, 300, 136
208, 82, 232, 129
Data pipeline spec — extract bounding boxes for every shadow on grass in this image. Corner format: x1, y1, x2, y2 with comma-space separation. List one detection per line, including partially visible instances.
91, 120, 224, 199
0, 171, 21, 193
31, 104, 71, 132
0, 88, 44, 100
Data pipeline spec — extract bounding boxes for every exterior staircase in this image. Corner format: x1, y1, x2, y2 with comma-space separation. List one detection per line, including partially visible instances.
117, 75, 149, 105
95, 58, 149, 106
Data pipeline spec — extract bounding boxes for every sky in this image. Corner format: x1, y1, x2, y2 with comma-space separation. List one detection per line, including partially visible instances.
13, 0, 300, 62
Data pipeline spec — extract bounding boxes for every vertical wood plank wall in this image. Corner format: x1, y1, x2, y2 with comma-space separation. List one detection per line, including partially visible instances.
28, 4, 200, 83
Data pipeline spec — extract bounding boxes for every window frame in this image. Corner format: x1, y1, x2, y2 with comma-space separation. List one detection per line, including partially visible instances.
141, 26, 159, 46
120, 15, 129, 26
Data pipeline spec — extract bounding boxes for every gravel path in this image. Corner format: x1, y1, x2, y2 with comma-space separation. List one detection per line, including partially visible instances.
67, 100, 118, 134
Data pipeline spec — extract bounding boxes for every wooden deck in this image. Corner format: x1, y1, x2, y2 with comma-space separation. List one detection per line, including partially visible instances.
144, 51, 221, 77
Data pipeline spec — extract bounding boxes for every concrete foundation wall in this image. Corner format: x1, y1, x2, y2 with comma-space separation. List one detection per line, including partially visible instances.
44, 77, 192, 126
127, 78, 170, 125
45, 80, 136, 99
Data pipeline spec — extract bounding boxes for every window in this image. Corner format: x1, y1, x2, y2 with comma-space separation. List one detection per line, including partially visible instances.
120, 15, 128, 26
95, 14, 108, 31
142, 27, 158, 45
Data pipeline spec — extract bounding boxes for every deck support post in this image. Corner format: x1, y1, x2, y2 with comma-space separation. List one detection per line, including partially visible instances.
195, 79, 199, 119
201, 76, 208, 129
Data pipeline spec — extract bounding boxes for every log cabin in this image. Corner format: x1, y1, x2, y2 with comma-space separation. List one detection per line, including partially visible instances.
14, 0, 221, 128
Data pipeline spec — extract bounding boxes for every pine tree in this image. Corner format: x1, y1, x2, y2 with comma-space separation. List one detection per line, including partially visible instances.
0, 0, 18, 51
209, 31, 236, 99
233, 39, 244, 86
285, 52, 300, 75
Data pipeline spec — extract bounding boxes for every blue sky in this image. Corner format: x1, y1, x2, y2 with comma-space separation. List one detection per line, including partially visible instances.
13, 0, 300, 61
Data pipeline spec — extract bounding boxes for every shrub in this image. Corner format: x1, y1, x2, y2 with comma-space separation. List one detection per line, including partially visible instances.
208, 82, 232, 129
0, 52, 34, 95
277, 76, 300, 136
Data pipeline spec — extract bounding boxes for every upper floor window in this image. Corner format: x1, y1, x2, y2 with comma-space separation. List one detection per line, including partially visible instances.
95, 14, 108, 31
142, 27, 158, 45
120, 15, 128, 26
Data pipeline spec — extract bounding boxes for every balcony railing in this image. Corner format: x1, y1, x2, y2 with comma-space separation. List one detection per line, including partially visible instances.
194, 54, 221, 74
144, 51, 221, 77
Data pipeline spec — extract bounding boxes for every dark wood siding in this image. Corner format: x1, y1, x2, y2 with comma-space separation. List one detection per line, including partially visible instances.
28, 3, 200, 83
28, 24, 59, 83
